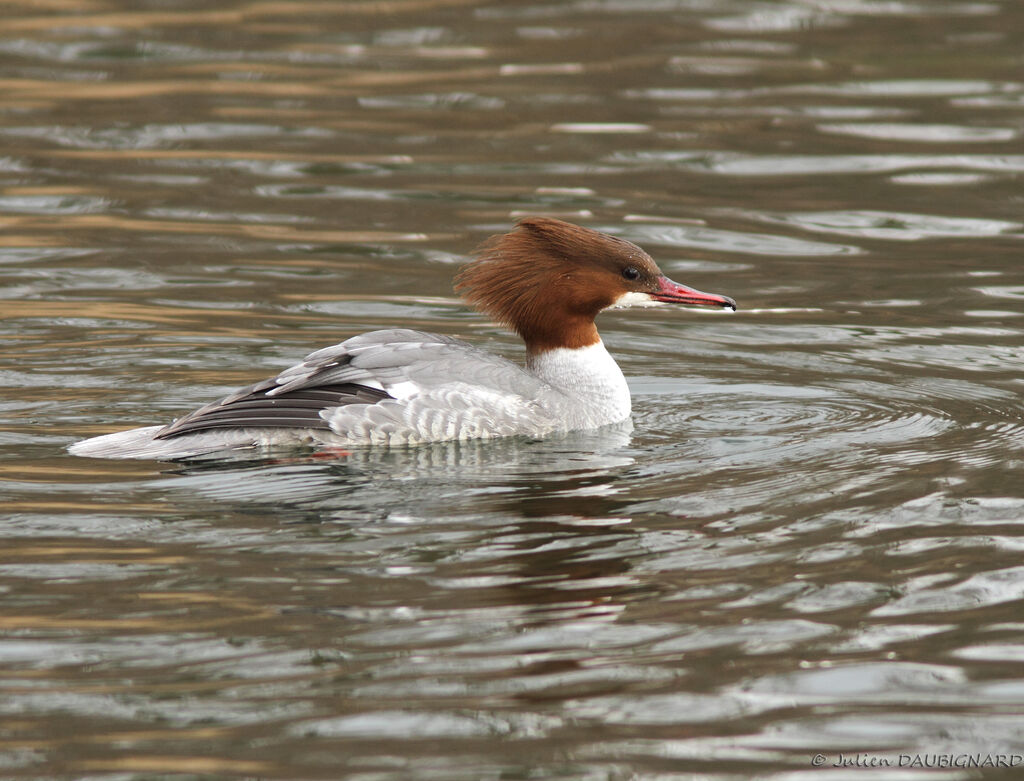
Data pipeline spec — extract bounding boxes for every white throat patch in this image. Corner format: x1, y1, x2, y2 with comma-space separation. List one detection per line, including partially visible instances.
609, 291, 663, 309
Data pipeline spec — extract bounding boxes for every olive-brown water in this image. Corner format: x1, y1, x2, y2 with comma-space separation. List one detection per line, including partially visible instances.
3, 1, 1024, 778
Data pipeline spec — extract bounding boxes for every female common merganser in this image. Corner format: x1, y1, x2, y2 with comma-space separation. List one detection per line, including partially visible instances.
69, 218, 736, 460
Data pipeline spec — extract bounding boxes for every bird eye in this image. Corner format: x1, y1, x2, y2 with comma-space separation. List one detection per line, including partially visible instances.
621, 266, 640, 281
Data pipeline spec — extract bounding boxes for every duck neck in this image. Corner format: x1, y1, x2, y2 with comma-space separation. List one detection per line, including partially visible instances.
526, 339, 631, 423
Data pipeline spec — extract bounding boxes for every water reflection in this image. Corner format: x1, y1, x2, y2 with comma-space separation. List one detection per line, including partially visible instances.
159, 423, 637, 515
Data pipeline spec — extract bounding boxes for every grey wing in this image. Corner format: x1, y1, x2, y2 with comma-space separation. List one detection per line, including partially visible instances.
154, 329, 549, 441
316, 332, 565, 442
273, 328, 553, 401
156, 329, 435, 440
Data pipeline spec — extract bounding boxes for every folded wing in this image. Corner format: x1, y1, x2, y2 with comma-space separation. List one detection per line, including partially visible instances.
156, 329, 559, 444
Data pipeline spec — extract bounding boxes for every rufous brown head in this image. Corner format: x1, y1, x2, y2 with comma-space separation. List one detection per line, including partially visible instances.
456, 217, 736, 353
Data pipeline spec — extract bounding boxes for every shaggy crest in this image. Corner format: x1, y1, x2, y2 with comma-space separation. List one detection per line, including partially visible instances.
455, 217, 661, 352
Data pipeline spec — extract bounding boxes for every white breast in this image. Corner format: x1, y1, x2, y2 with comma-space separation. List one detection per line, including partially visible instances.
526, 341, 631, 428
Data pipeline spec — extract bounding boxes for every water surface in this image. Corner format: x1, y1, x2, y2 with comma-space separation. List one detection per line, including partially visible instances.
3, 1, 1024, 778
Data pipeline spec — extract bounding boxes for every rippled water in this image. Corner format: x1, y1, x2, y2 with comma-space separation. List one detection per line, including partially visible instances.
3, 1, 1024, 778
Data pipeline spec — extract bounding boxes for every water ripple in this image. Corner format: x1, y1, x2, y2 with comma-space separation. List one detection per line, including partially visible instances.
755, 210, 1022, 240
614, 222, 861, 256
818, 122, 1017, 143
625, 151, 1024, 176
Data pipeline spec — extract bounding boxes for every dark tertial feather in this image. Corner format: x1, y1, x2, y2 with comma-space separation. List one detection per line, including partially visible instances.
155, 383, 392, 440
